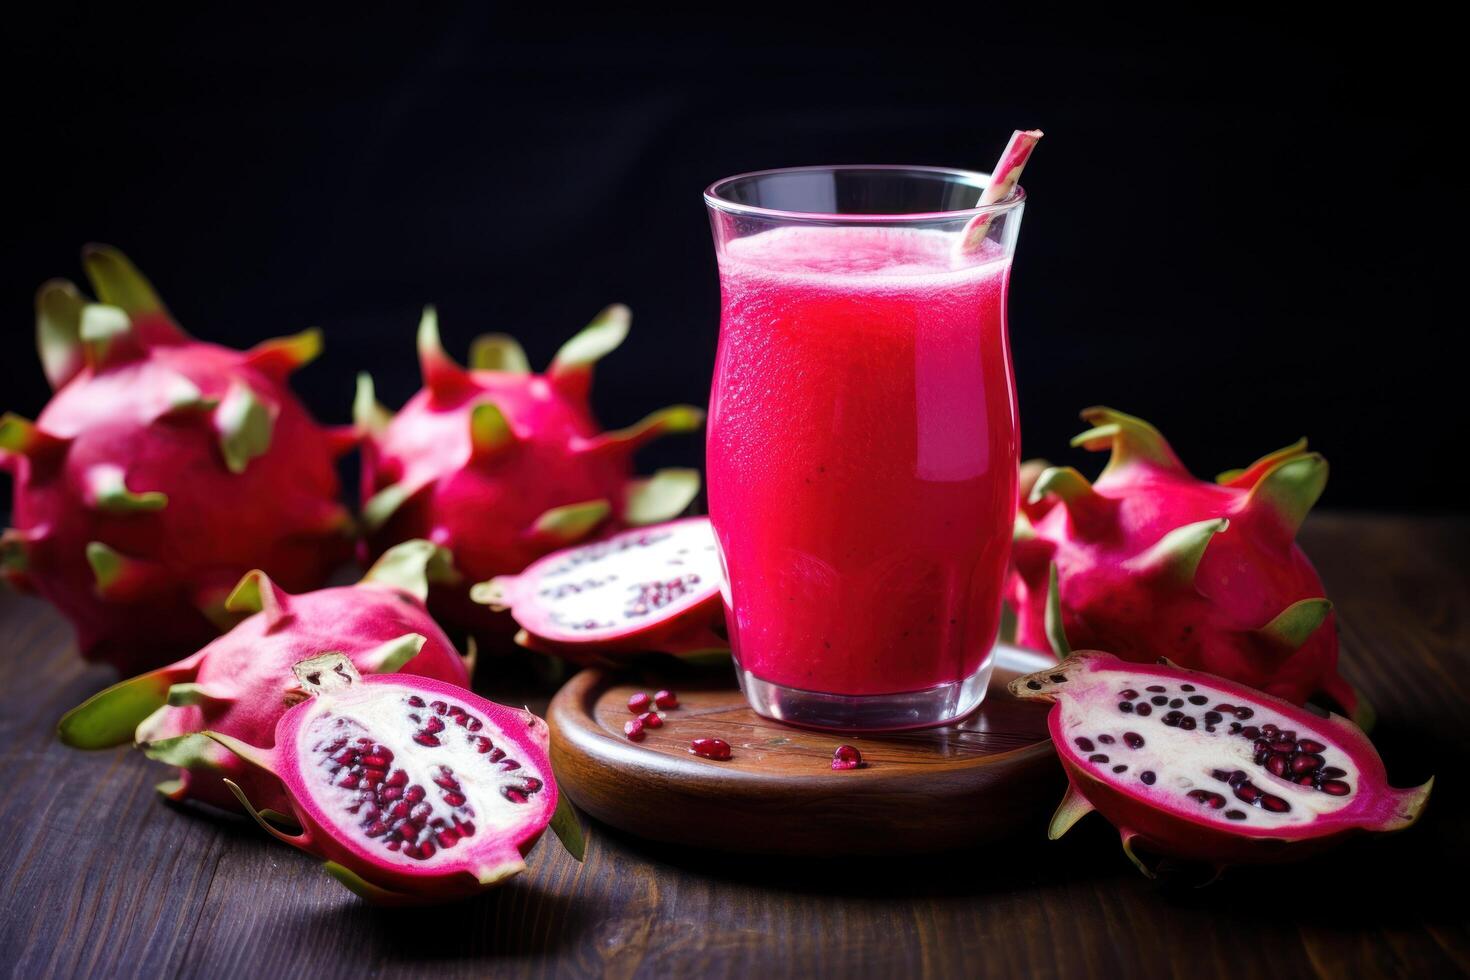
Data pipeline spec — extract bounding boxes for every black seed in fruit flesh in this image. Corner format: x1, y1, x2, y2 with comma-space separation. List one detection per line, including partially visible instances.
1261, 794, 1290, 813
1140, 771, 1156, 785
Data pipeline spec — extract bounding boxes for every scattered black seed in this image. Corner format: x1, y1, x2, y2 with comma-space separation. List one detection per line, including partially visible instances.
1211, 769, 1230, 782
1206, 726, 1217, 733
1321, 767, 1346, 779
1215, 703, 1235, 713
1112, 765, 1128, 773
1169, 698, 1184, 709
1241, 726, 1260, 739
1124, 732, 1145, 749
1228, 771, 1249, 787
1140, 771, 1156, 785
1119, 702, 1134, 713
1074, 737, 1095, 752
1088, 754, 1110, 763
1204, 711, 1223, 725
1162, 715, 1180, 728
1188, 695, 1209, 705
1235, 707, 1254, 720
1225, 810, 1247, 821
1119, 689, 1139, 699
1146, 686, 1166, 693
1181, 684, 1196, 692
1097, 734, 1115, 745
1179, 717, 1197, 731
1229, 722, 1242, 733
1151, 696, 1169, 706
1135, 704, 1152, 717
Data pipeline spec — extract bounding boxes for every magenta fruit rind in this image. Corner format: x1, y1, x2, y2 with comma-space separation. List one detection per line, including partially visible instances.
1011, 651, 1432, 879
57, 540, 473, 815
1007, 406, 1371, 728
204, 653, 579, 905
355, 304, 706, 635
3, 245, 354, 673
471, 516, 728, 663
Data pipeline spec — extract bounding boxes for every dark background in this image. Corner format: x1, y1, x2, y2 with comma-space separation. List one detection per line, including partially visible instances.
3, 10, 1460, 512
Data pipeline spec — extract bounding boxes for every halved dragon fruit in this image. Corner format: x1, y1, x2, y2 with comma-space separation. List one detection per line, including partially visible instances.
470, 516, 726, 662
1011, 651, 1432, 878
204, 653, 582, 905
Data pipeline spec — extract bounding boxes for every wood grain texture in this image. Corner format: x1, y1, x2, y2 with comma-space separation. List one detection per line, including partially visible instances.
547, 648, 1060, 855
0, 513, 1466, 979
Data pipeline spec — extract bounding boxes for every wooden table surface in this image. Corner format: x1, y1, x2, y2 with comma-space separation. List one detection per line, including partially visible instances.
1, 513, 1466, 979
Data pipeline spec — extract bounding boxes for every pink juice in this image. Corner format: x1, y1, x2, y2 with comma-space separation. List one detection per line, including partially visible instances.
707, 225, 1018, 697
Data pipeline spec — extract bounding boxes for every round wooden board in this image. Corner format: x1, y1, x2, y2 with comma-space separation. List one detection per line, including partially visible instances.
547, 645, 1063, 855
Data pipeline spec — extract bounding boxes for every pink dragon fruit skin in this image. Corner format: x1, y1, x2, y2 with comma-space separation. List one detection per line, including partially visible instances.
357, 306, 704, 635
58, 540, 473, 816
1, 246, 354, 674
1007, 407, 1370, 729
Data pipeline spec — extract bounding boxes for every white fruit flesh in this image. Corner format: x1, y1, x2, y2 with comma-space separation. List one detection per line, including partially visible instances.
1054, 669, 1359, 829
298, 688, 547, 869
524, 520, 720, 640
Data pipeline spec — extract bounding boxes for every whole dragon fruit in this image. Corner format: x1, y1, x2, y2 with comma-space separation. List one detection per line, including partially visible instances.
58, 540, 473, 816
1007, 407, 1370, 727
356, 305, 704, 634
1, 245, 353, 674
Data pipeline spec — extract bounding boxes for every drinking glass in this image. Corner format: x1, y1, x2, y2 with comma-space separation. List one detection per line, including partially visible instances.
704, 165, 1026, 730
